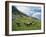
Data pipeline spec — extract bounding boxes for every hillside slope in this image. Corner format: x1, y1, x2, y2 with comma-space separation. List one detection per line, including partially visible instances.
12, 6, 41, 31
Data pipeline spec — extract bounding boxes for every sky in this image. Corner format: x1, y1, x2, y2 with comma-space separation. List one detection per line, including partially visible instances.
14, 5, 41, 20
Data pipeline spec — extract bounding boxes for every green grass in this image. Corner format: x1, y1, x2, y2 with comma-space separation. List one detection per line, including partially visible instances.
12, 16, 41, 31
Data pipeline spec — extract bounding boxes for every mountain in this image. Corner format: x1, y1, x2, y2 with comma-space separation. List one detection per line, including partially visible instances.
12, 6, 29, 17
12, 6, 40, 20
